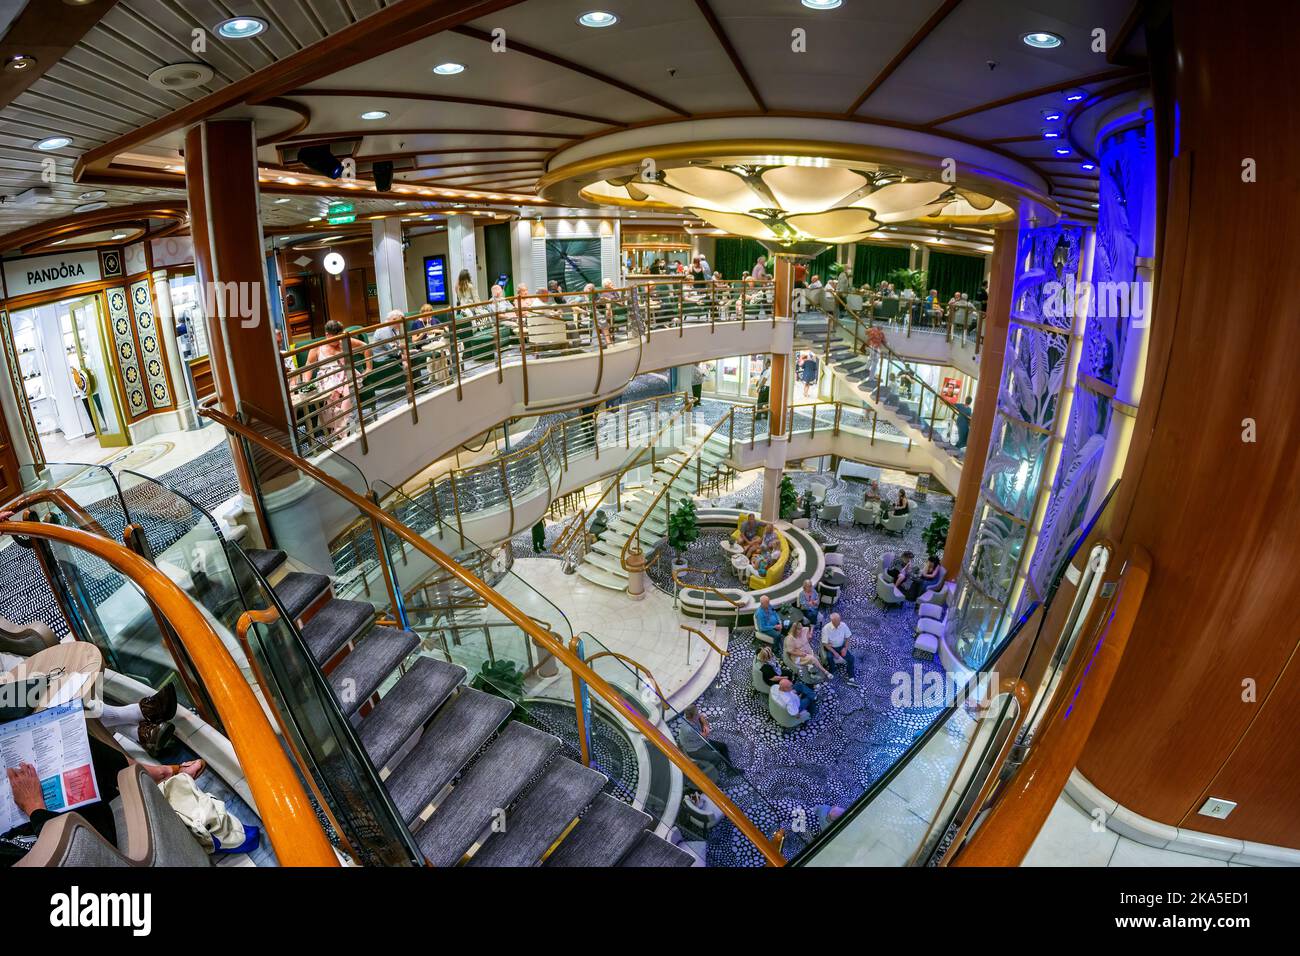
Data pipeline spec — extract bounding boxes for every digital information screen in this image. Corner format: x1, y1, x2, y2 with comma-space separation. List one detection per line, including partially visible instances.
424, 254, 448, 305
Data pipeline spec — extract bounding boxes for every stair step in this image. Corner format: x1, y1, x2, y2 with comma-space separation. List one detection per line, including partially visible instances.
577, 565, 628, 591
275, 571, 331, 619
416, 721, 561, 868
582, 550, 628, 578
467, 758, 606, 867
327, 627, 418, 716
384, 688, 513, 823
543, 793, 651, 867
359, 656, 466, 771
301, 598, 376, 664
618, 831, 697, 867
244, 547, 287, 578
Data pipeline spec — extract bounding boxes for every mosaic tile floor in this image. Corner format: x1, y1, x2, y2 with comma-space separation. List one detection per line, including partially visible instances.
666, 469, 955, 866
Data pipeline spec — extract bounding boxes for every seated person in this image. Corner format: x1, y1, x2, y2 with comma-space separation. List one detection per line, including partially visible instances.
795, 579, 821, 626
917, 554, 944, 593
821, 613, 857, 686
753, 523, 780, 562
863, 479, 882, 502
757, 646, 816, 715
588, 509, 609, 540
737, 513, 762, 554
753, 594, 788, 646
2, 721, 204, 866
676, 704, 730, 773
770, 679, 812, 723
784, 622, 831, 681
888, 551, 924, 601
894, 489, 910, 515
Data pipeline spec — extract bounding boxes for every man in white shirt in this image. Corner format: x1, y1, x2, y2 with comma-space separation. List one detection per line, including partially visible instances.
821, 612, 857, 686
770, 679, 811, 721
370, 309, 404, 361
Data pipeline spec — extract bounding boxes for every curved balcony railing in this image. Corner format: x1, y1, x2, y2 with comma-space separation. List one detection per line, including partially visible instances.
280, 277, 775, 456
322, 392, 692, 567
809, 286, 985, 350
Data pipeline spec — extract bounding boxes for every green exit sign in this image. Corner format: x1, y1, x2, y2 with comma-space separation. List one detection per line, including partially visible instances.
327, 202, 354, 216
328, 214, 357, 225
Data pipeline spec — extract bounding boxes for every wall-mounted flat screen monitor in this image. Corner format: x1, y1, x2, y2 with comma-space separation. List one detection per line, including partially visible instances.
424, 254, 448, 305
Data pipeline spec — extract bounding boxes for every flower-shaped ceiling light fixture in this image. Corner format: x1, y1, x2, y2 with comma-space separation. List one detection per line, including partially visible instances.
583, 161, 1010, 244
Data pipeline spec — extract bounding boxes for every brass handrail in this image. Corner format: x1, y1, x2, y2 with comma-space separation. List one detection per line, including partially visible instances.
821, 293, 971, 452
552, 391, 694, 555
671, 566, 744, 609
582, 650, 667, 709
281, 279, 775, 454
0, 520, 338, 867
203, 404, 786, 866
680, 624, 728, 658
618, 406, 739, 572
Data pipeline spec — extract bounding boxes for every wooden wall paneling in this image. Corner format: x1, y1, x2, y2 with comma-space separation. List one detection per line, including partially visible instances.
1079, 0, 1300, 848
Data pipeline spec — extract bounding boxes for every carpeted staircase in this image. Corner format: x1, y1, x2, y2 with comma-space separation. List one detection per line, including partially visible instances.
242, 546, 692, 867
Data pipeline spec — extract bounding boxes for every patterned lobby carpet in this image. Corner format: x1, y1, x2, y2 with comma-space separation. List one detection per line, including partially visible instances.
666, 469, 953, 866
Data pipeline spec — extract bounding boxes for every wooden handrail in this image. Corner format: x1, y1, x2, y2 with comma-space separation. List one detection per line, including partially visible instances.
203, 404, 787, 866
0, 520, 338, 867
951, 545, 1151, 866
7, 488, 110, 537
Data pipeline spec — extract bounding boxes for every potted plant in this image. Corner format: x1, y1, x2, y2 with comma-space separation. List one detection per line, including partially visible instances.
666, 497, 699, 570
779, 474, 800, 521
471, 659, 528, 721
922, 512, 950, 558
885, 267, 929, 297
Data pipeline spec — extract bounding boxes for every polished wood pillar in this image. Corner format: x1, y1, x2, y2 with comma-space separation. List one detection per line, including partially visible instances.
941, 225, 1015, 572
184, 119, 288, 427
1078, 0, 1300, 849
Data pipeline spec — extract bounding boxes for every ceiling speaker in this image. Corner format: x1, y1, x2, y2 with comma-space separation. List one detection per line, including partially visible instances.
298, 145, 343, 179
373, 161, 394, 192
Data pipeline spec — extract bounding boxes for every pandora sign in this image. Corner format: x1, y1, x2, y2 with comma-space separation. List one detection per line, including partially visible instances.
2, 249, 103, 298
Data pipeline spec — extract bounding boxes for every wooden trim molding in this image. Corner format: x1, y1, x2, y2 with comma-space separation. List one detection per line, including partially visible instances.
845, 0, 964, 115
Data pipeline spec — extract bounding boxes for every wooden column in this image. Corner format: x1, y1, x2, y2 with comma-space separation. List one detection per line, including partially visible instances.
184, 119, 288, 427
760, 254, 795, 522
1078, 0, 1300, 850
941, 225, 1015, 571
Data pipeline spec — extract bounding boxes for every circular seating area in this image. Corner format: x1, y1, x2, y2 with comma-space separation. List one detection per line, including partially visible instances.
672, 508, 826, 623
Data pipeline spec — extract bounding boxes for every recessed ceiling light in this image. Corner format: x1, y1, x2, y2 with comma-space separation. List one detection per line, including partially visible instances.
1041, 109, 1063, 121
1090, 202, 1100, 209
361, 110, 389, 121
216, 17, 267, 39
36, 136, 71, 151
1054, 147, 1071, 155
110, 233, 127, 241
1022, 32, 1063, 49
432, 62, 465, 75
1080, 162, 1097, 171
78, 190, 105, 202
395, 201, 407, 206
801, 0, 843, 8
1064, 89, 1086, 102
5, 54, 36, 73
577, 10, 619, 26
1041, 129, 1062, 139
74, 201, 107, 213
309, 217, 322, 222
275, 197, 291, 204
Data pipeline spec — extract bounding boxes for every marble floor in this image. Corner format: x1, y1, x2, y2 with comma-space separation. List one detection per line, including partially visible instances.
1024, 794, 1254, 868
511, 557, 720, 701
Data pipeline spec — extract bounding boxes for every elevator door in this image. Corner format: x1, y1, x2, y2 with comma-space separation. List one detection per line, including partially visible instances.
65, 295, 129, 448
